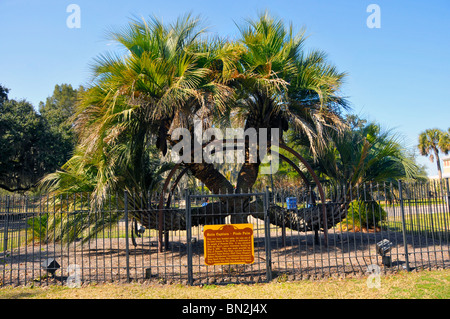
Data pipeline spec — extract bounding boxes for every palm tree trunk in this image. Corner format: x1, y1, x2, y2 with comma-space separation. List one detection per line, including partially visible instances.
134, 199, 346, 232
186, 162, 235, 194
435, 148, 442, 179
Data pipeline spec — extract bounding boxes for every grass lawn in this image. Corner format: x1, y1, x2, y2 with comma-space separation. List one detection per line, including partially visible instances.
0, 269, 448, 299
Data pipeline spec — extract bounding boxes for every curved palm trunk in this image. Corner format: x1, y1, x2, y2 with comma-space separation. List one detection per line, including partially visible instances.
188, 160, 254, 223
186, 162, 235, 194
233, 134, 262, 222
133, 200, 347, 233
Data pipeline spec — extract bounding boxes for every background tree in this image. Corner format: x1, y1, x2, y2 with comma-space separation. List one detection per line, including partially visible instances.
38, 84, 84, 168
0, 96, 47, 192
0, 84, 81, 192
0, 84, 9, 101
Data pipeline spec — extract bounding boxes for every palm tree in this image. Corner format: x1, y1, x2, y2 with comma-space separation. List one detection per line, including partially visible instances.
313, 119, 421, 187
40, 14, 243, 241
41, 12, 350, 240
49, 14, 240, 197
287, 117, 423, 231
418, 128, 448, 179
228, 11, 348, 193
289, 115, 424, 206
438, 128, 450, 155
46, 12, 347, 197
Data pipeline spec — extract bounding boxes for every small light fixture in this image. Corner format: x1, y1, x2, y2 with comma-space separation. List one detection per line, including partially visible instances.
145, 268, 151, 279
376, 239, 393, 267
134, 220, 146, 238
137, 225, 145, 235
42, 258, 60, 277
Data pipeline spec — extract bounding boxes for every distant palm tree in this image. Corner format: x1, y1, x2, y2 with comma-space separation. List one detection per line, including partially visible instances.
438, 128, 450, 155
418, 128, 448, 179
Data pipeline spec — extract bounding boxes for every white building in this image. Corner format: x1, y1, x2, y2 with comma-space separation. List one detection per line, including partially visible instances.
429, 155, 450, 179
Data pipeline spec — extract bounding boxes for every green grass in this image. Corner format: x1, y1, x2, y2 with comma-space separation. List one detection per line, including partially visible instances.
0, 269, 448, 299
386, 212, 449, 236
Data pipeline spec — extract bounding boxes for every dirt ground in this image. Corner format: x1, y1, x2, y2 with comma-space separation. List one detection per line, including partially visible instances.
1, 224, 449, 287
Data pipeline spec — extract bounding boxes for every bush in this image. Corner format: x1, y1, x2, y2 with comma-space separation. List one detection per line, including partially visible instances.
27, 213, 49, 243
339, 200, 387, 231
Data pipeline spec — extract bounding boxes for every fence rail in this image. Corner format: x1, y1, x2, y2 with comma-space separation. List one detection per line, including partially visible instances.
1, 180, 449, 287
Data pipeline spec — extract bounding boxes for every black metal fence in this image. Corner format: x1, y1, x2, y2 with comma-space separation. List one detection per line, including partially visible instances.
1, 180, 449, 287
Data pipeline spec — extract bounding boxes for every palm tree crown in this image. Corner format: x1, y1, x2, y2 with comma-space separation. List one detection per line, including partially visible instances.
418, 128, 448, 179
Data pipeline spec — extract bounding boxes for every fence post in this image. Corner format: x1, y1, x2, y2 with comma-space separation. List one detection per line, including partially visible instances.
185, 189, 193, 285
124, 191, 130, 282
2, 196, 10, 253
446, 178, 450, 213
398, 180, 411, 272
264, 188, 272, 282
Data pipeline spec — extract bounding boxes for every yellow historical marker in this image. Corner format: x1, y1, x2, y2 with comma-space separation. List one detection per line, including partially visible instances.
203, 223, 254, 266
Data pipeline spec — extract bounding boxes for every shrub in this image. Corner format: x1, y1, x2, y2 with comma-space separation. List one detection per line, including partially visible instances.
26, 213, 49, 243
339, 200, 387, 231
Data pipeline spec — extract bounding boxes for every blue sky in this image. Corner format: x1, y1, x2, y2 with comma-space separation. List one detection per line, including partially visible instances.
1, 0, 449, 176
